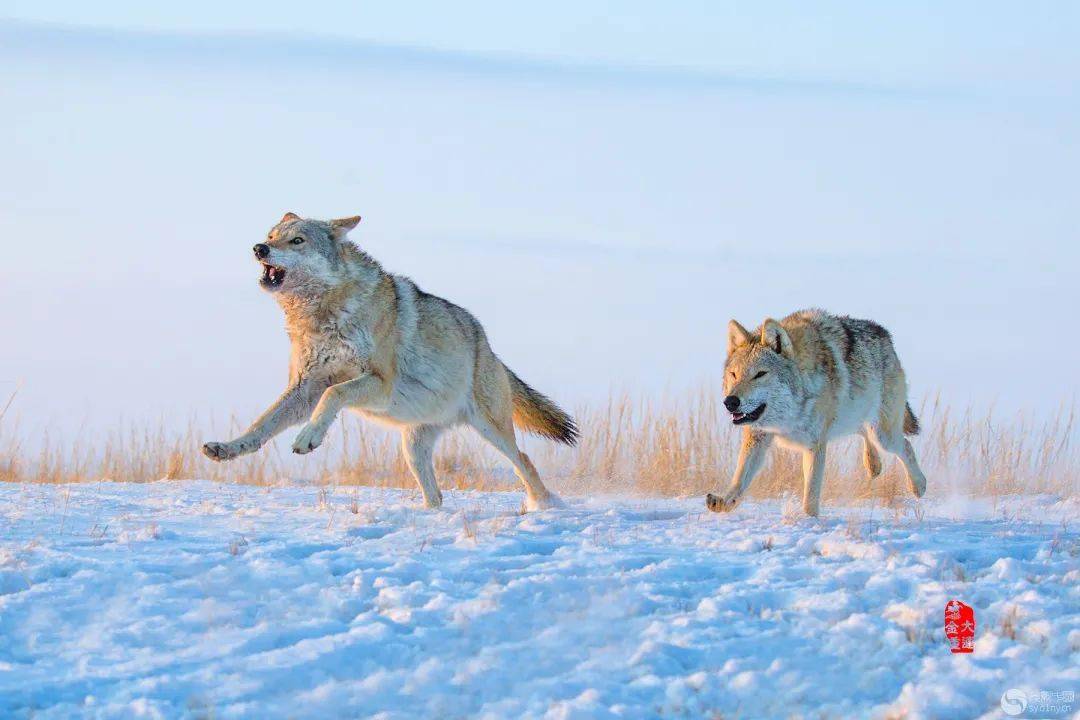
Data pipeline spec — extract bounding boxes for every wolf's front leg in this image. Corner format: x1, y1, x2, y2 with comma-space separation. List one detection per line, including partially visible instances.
203, 381, 319, 462
706, 431, 773, 512
292, 375, 390, 454
801, 441, 827, 517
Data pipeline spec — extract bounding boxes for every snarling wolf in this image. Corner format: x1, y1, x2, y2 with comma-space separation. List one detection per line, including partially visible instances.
202, 212, 577, 510
706, 309, 926, 517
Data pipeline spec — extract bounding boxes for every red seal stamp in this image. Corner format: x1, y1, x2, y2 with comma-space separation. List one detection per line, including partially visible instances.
944, 600, 975, 653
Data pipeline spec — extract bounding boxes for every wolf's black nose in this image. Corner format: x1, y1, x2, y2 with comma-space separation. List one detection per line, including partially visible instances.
253, 243, 270, 259
724, 395, 741, 412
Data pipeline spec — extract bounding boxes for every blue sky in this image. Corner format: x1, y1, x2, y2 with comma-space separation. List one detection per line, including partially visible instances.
1, 4, 1077, 440
4, 1, 1078, 95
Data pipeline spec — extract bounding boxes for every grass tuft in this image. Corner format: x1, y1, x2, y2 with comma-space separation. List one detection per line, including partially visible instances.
0, 389, 1076, 500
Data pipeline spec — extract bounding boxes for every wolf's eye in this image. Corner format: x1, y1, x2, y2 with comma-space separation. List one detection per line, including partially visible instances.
290, 237, 304, 245
753, 371, 768, 379
729, 371, 736, 380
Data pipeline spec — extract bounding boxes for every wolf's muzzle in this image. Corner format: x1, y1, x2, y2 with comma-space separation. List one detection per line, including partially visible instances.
731, 402, 766, 425
253, 243, 270, 259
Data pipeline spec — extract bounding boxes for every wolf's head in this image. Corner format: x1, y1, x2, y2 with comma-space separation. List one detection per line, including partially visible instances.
252, 212, 362, 294
722, 318, 800, 428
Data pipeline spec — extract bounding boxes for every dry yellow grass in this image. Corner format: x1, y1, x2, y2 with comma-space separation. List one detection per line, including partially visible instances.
1, 389, 1076, 500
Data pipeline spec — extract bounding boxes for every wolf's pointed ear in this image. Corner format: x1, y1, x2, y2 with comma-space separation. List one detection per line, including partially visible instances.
761, 319, 794, 357
728, 320, 753, 353
330, 215, 361, 237
280, 211, 301, 223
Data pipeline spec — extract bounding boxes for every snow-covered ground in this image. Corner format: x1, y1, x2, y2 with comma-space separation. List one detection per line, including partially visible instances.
1, 482, 1076, 719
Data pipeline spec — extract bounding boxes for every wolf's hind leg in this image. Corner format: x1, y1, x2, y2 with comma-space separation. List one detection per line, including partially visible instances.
861, 428, 882, 479
899, 439, 927, 498
401, 425, 444, 509
868, 423, 927, 498
871, 379, 927, 498
469, 415, 559, 511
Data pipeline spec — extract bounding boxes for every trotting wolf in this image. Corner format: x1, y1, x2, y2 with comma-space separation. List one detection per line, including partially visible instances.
706, 309, 926, 517
202, 212, 577, 510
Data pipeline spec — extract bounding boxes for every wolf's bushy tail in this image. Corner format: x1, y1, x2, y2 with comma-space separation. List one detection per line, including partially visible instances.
507, 369, 578, 445
904, 403, 920, 436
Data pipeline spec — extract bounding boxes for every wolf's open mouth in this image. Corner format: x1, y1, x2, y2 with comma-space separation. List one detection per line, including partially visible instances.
260, 263, 286, 289
732, 403, 766, 425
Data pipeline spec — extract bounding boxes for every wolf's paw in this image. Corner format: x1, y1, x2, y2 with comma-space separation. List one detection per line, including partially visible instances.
291, 424, 326, 455
202, 441, 242, 462
706, 492, 740, 513
524, 491, 564, 513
